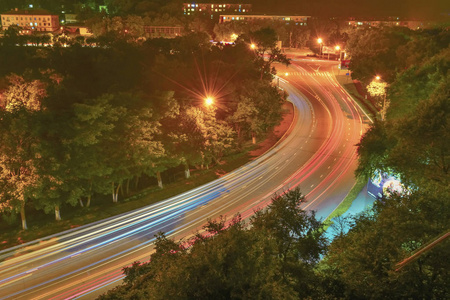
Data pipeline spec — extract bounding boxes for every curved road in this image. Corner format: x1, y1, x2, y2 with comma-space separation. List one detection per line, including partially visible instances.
0, 58, 371, 299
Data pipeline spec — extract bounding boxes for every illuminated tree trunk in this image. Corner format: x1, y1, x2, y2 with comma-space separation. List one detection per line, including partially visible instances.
86, 182, 92, 207
78, 199, 84, 207
112, 182, 120, 203
20, 204, 27, 230
184, 162, 190, 179
252, 132, 256, 144
157, 171, 163, 189
55, 205, 61, 221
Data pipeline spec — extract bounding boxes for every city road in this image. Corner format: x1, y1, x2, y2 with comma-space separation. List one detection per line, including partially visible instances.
0, 57, 371, 299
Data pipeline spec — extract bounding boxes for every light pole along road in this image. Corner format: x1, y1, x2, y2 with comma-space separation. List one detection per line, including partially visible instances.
0, 58, 371, 300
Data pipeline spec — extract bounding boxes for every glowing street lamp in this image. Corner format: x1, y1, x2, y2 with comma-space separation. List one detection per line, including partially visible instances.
335, 45, 342, 61
317, 38, 323, 56
250, 43, 256, 49
205, 97, 214, 106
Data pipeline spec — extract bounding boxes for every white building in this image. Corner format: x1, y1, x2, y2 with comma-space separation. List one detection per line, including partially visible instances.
1, 8, 59, 32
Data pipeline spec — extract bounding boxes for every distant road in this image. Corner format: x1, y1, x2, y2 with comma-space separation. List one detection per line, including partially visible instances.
0, 58, 370, 300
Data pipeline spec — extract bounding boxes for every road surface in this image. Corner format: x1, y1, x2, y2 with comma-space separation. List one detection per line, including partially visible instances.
0, 58, 371, 299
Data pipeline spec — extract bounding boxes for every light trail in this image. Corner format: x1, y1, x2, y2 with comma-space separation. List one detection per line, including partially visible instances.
0, 59, 369, 300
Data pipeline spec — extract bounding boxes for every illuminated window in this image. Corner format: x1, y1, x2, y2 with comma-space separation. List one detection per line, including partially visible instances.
188, 4, 190, 7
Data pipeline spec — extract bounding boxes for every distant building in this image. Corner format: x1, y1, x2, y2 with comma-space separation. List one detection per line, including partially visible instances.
1, 8, 59, 32
144, 26, 184, 38
347, 18, 434, 30
62, 24, 93, 37
63, 13, 78, 24
183, 3, 252, 17
220, 14, 310, 25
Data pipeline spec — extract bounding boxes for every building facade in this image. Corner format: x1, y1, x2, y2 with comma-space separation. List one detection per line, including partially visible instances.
347, 18, 433, 30
220, 14, 310, 25
144, 26, 183, 38
1, 8, 59, 32
183, 3, 252, 16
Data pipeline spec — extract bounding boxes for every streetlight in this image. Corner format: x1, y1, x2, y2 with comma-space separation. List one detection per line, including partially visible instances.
335, 45, 341, 60
317, 38, 323, 57
250, 43, 256, 49
205, 97, 214, 107
276, 72, 289, 88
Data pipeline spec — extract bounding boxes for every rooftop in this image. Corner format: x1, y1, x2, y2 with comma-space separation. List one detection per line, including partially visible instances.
1, 8, 56, 16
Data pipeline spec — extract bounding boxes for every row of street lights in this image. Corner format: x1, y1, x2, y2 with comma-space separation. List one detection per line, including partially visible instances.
317, 38, 343, 60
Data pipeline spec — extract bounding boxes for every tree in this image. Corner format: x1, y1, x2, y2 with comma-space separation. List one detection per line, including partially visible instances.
98, 188, 327, 300
346, 27, 412, 84
0, 75, 47, 229
322, 191, 450, 299
388, 47, 450, 120
245, 27, 291, 80
230, 81, 286, 144
185, 106, 235, 167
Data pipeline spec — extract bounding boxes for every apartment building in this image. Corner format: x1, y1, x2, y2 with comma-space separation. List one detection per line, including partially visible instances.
1, 8, 59, 32
347, 18, 433, 30
220, 14, 310, 25
144, 26, 184, 38
183, 3, 252, 16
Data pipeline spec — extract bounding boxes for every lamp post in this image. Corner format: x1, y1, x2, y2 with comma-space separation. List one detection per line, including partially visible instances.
276, 72, 288, 88
317, 38, 323, 57
205, 96, 214, 107
335, 45, 341, 60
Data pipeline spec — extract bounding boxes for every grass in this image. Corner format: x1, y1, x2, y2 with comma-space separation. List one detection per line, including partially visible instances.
322, 176, 367, 231
334, 74, 378, 119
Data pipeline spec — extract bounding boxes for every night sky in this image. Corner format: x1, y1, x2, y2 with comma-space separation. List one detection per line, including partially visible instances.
251, 0, 450, 19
